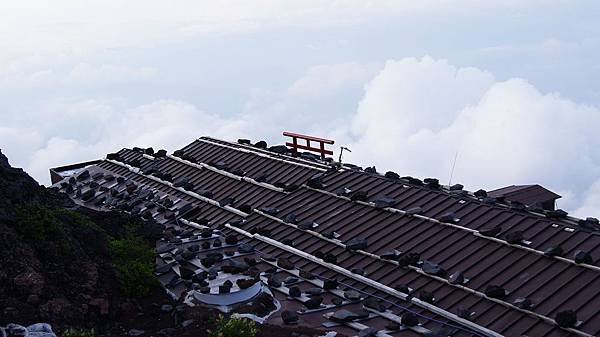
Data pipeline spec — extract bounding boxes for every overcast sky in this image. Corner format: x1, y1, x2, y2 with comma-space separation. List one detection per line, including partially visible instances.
1, 1, 600, 218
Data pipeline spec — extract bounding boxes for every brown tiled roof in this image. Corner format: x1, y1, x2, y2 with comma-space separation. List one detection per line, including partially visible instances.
489, 185, 562, 206
51, 136, 600, 337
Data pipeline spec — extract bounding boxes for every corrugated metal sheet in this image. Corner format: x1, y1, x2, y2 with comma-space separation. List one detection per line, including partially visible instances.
51, 137, 600, 337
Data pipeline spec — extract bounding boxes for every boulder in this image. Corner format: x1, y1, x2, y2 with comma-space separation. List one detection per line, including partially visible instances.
297, 221, 314, 230
254, 140, 268, 149
238, 243, 254, 254
424, 178, 440, 188
448, 271, 465, 285
457, 307, 473, 320
224, 235, 238, 245
346, 238, 368, 251
344, 290, 361, 301
363, 297, 385, 311
574, 250, 593, 264
267, 276, 282, 288
281, 310, 299, 324
284, 213, 298, 224
236, 278, 257, 289
544, 246, 564, 257
394, 284, 410, 294
329, 309, 364, 322
350, 190, 368, 202
288, 286, 301, 298
484, 285, 507, 299
255, 173, 268, 183
397, 252, 420, 267
505, 231, 524, 244
405, 207, 423, 215
283, 276, 299, 285
299, 270, 315, 280
269, 145, 289, 154
450, 184, 464, 191
384, 171, 400, 180
351, 268, 365, 276
179, 266, 195, 280
323, 253, 337, 264
260, 207, 279, 215
237, 203, 252, 213
219, 284, 231, 294
513, 297, 533, 310
27, 323, 56, 337
421, 261, 446, 276
419, 291, 435, 304
277, 258, 294, 270
439, 212, 459, 223
373, 196, 396, 208
323, 279, 338, 290
306, 176, 324, 189
221, 260, 249, 274
401, 312, 419, 326
555, 310, 577, 328
474, 189, 487, 198
478, 227, 502, 238
4, 324, 29, 337
546, 209, 568, 219
304, 296, 323, 309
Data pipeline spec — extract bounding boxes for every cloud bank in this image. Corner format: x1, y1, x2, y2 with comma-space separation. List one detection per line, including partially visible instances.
341, 57, 600, 217
2, 56, 600, 219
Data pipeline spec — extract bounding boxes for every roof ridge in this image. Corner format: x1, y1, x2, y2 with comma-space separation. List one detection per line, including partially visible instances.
339, 169, 598, 234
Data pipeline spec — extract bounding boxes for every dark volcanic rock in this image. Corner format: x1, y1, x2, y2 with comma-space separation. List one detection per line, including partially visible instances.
484, 285, 507, 299
277, 257, 294, 270
304, 296, 323, 310
574, 250, 593, 264
281, 310, 299, 324
329, 309, 360, 322
401, 312, 419, 326
288, 286, 301, 298
555, 310, 577, 328
421, 261, 446, 276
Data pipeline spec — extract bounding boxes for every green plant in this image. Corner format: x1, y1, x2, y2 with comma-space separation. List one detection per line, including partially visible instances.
211, 315, 258, 337
110, 237, 156, 298
55, 208, 102, 231
15, 204, 65, 241
61, 328, 97, 337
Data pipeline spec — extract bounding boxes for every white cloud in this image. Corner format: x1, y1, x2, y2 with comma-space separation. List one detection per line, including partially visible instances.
287, 62, 378, 99
4, 99, 242, 184
240, 62, 379, 140
2, 54, 600, 220
0, 63, 157, 87
340, 56, 600, 217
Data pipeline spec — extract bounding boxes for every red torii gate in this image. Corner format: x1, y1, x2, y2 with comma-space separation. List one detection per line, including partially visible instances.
283, 131, 334, 159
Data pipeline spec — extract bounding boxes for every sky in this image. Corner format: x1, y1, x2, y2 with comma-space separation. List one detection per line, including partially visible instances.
1, 1, 600, 218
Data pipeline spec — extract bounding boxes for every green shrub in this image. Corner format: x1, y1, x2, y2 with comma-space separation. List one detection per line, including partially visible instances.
211, 316, 258, 337
55, 208, 101, 231
110, 237, 156, 298
15, 204, 65, 241
61, 328, 97, 337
